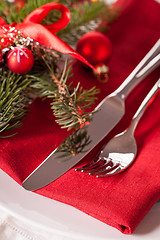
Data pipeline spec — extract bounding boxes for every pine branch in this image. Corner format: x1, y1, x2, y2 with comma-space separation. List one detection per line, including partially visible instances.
0, 0, 114, 48
56, 127, 91, 157
50, 73, 98, 131
29, 59, 100, 131
0, 0, 107, 154
57, 1, 111, 47
0, 70, 32, 138
0, 0, 55, 24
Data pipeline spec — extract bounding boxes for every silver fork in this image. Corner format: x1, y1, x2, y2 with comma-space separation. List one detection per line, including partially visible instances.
76, 78, 160, 177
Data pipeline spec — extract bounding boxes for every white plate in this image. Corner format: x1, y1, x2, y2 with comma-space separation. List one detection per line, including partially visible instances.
0, 169, 160, 240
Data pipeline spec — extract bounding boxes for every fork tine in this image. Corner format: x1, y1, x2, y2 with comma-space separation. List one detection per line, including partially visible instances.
75, 152, 100, 171
75, 160, 97, 171
90, 163, 120, 176
80, 158, 106, 173
75, 158, 101, 172
103, 165, 123, 176
95, 164, 121, 177
75, 152, 105, 172
88, 158, 113, 174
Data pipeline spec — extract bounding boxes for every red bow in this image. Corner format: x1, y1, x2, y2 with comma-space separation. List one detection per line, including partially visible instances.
0, 2, 97, 72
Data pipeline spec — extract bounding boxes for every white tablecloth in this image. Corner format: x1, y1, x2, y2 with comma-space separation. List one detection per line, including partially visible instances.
0, 207, 73, 240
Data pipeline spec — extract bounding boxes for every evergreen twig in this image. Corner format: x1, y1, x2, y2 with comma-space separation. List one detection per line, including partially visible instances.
29, 59, 100, 131
0, 0, 115, 154
56, 128, 91, 157
57, 1, 111, 47
0, 0, 113, 47
0, 70, 32, 138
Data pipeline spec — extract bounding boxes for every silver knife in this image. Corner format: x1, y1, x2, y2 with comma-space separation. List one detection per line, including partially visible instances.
22, 39, 160, 191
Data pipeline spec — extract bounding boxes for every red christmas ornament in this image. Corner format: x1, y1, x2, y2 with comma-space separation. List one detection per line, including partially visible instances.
6, 46, 34, 74
76, 31, 112, 66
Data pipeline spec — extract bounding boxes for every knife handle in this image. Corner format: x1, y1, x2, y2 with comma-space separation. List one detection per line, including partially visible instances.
114, 39, 160, 99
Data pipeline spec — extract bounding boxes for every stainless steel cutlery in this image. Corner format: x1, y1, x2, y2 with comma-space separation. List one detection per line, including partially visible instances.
76, 79, 160, 176
22, 39, 160, 191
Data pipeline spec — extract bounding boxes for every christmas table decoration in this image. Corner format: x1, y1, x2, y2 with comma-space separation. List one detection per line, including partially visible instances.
6, 46, 34, 74
76, 31, 112, 66
0, 0, 115, 141
1, 0, 159, 235
76, 31, 112, 82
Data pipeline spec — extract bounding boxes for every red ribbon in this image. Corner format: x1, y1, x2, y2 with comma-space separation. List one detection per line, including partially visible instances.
0, 2, 97, 72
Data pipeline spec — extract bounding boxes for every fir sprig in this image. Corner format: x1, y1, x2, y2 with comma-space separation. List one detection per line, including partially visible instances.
0, 0, 112, 48
0, 70, 32, 138
57, 1, 111, 47
29, 60, 99, 131
0, 0, 114, 156
0, 0, 108, 24
50, 69, 99, 131
56, 128, 91, 157
0, 0, 54, 24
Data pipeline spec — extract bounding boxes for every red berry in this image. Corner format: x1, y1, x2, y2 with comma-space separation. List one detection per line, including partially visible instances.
6, 46, 34, 74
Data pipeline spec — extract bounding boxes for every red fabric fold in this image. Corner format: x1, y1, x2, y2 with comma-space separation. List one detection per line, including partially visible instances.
0, 0, 160, 234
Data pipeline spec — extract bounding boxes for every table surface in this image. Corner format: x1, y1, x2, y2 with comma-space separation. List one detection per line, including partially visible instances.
0, 169, 160, 240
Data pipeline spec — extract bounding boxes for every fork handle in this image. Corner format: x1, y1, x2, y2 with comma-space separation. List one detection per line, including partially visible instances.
128, 78, 160, 133
114, 39, 160, 99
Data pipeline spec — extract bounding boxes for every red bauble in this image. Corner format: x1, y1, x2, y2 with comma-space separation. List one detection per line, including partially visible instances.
76, 31, 112, 66
6, 46, 34, 74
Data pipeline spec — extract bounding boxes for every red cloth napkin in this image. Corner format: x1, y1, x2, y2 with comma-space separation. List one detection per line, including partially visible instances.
0, 0, 160, 234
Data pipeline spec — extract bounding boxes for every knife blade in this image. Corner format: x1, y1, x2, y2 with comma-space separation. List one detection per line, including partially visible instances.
22, 39, 160, 191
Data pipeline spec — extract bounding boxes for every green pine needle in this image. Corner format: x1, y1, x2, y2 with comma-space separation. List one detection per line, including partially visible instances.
56, 127, 91, 157
0, 70, 32, 138
57, 1, 111, 46
0, 0, 114, 155
29, 59, 100, 131
0, 0, 112, 46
